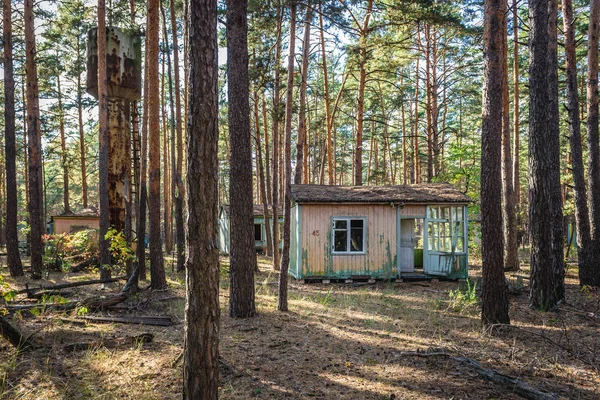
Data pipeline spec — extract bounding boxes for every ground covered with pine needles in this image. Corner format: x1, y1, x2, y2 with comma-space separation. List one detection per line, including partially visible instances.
1, 255, 599, 399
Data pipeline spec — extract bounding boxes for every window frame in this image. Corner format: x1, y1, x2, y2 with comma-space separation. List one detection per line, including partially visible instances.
331, 216, 367, 255
426, 206, 466, 254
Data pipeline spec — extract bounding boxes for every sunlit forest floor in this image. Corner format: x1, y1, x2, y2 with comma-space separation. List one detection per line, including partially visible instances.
1, 254, 599, 399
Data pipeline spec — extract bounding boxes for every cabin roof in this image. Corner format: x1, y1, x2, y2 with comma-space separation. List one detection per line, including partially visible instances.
221, 204, 284, 217
290, 183, 471, 204
52, 207, 100, 219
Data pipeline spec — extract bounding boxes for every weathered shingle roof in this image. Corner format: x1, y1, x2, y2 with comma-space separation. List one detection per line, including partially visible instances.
290, 184, 471, 204
221, 204, 284, 217
52, 207, 100, 218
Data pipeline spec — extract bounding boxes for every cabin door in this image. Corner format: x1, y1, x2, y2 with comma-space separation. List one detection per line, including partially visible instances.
400, 219, 415, 272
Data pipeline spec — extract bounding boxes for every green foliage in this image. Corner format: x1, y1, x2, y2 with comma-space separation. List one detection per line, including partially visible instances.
105, 228, 134, 273
447, 278, 478, 313
42, 230, 98, 272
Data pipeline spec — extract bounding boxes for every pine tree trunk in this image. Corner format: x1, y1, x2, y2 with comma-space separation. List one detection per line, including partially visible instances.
319, 4, 333, 185
256, 91, 273, 257
56, 74, 70, 214
584, 0, 600, 286
77, 71, 88, 209
136, 31, 150, 283
354, 0, 373, 186
528, 0, 564, 310
279, 0, 296, 312
97, 0, 111, 279
161, 48, 172, 256
169, 0, 185, 273
183, 0, 220, 395
502, 3, 519, 272
24, 0, 44, 280
481, 0, 510, 325
262, 95, 272, 205
563, 0, 597, 286
413, 56, 420, 184
295, 1, 312, 185
227, 0, 256, 318
512, 0, 520, 205
3, 0, 24, 277
546, 0, 565, 299
148, 0, 167, 290
271, 4, 283, 272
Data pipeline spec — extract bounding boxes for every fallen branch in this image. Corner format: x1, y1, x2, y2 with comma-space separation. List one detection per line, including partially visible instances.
393, 351, 559, 400
64, 332, 154, 352
0, 316, 34, 350
17, 276, 127, 295
81, 315, 172, 326
7, 293, 128, 314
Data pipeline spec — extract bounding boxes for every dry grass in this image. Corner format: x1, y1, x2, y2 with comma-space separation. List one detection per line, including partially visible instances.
1, 255, 599, 399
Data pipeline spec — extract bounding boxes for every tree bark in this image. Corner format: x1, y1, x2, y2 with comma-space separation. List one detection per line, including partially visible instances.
528, 0, 564, 310
563, 0, 597, 287
295, 0, 312, 185
413, 56, 420, 184
279, 0, 296, 312
56, 73, 70, 214
227, 0, 256, 318
148, 0, 167, 290
271, 3, 283, 272
97, 0, 111, 280
512, 0, 520, 205
161, 45, 172, 256
354, 0, 373, 186
3, 0, 24, 277
184, 0, 220, 395
170, 0, 186, 273
585, 0, 600, 286
502, 1, 518, 272
24, 0, 44, 280
256, 91, 273, 258
77, 71, 88, 209
546, 0, 565, 299
319, 4, 333, 185
481, 0, 510, 325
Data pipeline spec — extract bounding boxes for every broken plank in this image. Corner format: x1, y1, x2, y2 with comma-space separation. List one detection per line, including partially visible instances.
81, 315, 172, 326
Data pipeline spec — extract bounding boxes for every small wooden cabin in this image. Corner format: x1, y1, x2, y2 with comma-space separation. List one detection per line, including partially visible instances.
218, 205, 284, 254
289, 184, 471, 280
50, 208, 100, 235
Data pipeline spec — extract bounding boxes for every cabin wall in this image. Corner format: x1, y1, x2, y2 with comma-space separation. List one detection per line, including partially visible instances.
298, 204, 397, 279
53, 218, 100, 235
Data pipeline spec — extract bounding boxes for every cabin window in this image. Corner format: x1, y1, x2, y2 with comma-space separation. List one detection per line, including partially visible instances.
70, 225, 89, 233
332, 218, 365, 254
254, 224, 262, 241
427, 206, 465, 253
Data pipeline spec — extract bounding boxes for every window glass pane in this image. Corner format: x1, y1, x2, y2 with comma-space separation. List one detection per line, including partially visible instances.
334, 220, 347, 229
428, 222, 438, 237
350, 219, 363, 229
254, 224, 262, 241
334, 230, 347, 252
456, 237, 464, 252
428, 236, 438, 251
428, 207, 438, 219
455, 207, 463, 221
350, 227, 363, 252
441, 207, 451, 220
440, 222, 448, 238
442, 237, 451, 252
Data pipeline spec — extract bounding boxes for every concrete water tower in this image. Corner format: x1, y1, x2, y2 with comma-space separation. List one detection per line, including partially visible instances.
86, 27, 142, 232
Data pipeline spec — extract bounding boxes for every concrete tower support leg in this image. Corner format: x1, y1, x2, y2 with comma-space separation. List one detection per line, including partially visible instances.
107, 97, 131, 232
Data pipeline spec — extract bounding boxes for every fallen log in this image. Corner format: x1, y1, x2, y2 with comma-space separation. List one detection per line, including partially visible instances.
81, 315, 172, 326
20, 276, 127, 295
0, 316, 34, 349
18, 276, 127, 296
64, 332, 154, 352
7, 293, 128, 314
393, 352, 559, 400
